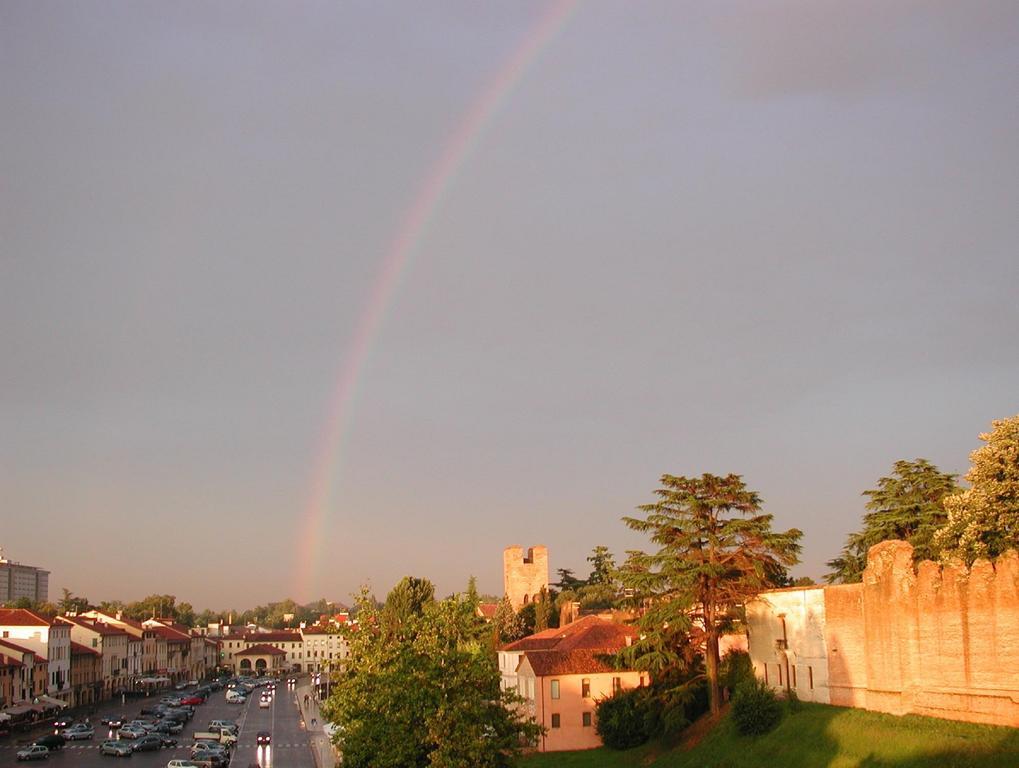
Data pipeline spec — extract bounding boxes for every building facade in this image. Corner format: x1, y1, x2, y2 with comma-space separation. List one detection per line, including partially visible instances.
503, 545, 549, 611
0, 609, 72, 703
0, 555, 49, 604
747, 540, 1019, 727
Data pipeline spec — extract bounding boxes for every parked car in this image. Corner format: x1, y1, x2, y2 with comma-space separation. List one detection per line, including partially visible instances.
131, 734, 165, 752
189, 750, 228, 768
16, 745, 49, 761
179, 696, 204, 706
256, 731, 271, 746
99, 740, 134, 757
156, 720, 183, 734
33, 735, 65, 751
167, 761, 202, 768
62, 724, 95, 740
118, 726, 146, 740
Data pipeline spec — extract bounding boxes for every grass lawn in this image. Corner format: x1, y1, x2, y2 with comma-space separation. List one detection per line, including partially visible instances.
519, 703, 1019, 768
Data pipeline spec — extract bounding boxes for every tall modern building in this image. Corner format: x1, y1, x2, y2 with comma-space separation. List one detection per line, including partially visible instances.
0, 550, 50, 603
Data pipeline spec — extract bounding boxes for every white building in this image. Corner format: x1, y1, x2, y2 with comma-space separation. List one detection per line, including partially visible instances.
0, 553, 49, 603
745, 586, 830, 703
0, 609, 71, 703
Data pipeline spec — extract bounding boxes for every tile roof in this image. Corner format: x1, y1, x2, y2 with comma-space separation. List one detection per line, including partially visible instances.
522, 648, 621, 676
501, 615, 637, 653
0, 639, 35, 657
477, 603, 499, 619
235, 643, 287, 656
57, 616, 130, 637
70, 642, 100, 657
0, 608, 51, 627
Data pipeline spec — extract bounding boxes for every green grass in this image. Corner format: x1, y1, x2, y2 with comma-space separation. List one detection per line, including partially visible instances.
519, 703, 1019, 768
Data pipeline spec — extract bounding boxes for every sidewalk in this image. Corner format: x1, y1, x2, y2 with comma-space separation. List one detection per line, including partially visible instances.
296, 683, 336, 768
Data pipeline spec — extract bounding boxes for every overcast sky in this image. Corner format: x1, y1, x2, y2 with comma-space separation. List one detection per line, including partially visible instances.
3, 1, 1017, 611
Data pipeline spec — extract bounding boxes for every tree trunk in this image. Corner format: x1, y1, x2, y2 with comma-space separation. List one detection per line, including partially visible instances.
705, 625, 721, 715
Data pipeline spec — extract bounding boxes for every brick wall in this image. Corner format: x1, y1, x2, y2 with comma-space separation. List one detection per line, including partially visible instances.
503, 545, 549, 611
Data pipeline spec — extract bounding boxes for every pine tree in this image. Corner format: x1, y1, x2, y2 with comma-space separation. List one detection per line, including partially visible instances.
622, 473, 801, 715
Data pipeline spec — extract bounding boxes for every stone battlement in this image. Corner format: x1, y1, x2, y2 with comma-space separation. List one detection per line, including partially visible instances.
503, 545, 549, 611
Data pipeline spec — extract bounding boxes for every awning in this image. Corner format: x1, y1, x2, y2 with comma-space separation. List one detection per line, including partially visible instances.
36, 695, 68, 709
2, 704, 33, 716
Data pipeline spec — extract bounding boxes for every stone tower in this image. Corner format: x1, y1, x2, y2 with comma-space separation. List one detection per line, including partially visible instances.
503, 545, 549, 611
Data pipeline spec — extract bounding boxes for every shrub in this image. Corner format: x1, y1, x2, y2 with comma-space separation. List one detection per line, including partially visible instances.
595, 688, 651, 750
719, 650, 754, 696
730, 678, 784, 736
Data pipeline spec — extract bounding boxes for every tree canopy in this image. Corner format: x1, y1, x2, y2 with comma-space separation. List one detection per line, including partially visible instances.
934, 415, 1019, 563
323, 583, 541, 768
621, 473, 802, 715
826, 459, 959, 583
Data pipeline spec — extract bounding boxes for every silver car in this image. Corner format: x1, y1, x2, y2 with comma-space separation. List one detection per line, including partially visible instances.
16, 745, 49, 761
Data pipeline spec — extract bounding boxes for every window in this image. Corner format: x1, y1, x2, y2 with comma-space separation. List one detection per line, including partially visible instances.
763, 664, 768, 685
92, 639, 98, 648
551, 714, 560, 729
550, 680, 560, 699
581, 679, 590, 698
582, 712, 592, 727
777, 664, 782, 687
612, 677, 621, 694
792, 665, 797, 689
808, 666, 814, 690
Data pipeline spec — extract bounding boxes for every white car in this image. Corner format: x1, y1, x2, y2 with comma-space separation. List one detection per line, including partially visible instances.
16, 745, 49, 761
259, 697, 270, 709
167, 761, 202, 768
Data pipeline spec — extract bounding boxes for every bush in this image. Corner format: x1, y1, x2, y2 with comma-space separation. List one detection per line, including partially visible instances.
595, 688, 651, 750
730, 678, 784, 736
719, 650, 754, 696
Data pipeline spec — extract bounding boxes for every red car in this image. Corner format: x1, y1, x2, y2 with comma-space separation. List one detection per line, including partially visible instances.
179, 696, 205, 706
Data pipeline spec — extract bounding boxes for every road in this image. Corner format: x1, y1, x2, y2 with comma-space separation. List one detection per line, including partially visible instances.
0, 683, 316, 768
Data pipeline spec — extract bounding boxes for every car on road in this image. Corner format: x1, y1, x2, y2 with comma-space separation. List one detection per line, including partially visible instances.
62, 723, 95, 740
189, 750, 228, 768
131, 734, 168, 752
167, 761, 202, 768
256, 731, 271, 746
207, 720, 236, 731
118, 726, 147, 740
99, 740, 134, 757
259, 696, 270, 709
101, 716, 125, 728
52, 717, 71, 729
15, 745, 49, 761
33, 735, 65, 751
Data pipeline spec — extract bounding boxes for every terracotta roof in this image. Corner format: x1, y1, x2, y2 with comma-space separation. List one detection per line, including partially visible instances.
0, 654, 24, 668
57, 616, 130, 637
523, 648, 621, 676
235, 644, 287, 656
477, 603, 499, 619
0, 608, 51, 627
501, 615, 637, 653
70, 642, 100, 657
0, 639, 35, 657
149, 625, 189, 642
33, 653, 47, 665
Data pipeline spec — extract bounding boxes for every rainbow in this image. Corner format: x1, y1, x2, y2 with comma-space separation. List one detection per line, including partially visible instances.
293, 0, 579, 601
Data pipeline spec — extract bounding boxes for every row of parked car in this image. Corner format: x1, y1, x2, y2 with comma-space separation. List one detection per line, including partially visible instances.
15, 678, 234, 761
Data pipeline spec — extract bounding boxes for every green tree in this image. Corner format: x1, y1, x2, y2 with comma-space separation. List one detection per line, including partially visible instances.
58, 589, 90, 614
586, 546, 616, 585
553, 568, 585, 591
621, 473, 802, 716
382, 576, 435, 635
827, 459, 959, 583
491, 597, 524, 645
324, 587, 541, 767
533, 587, 552, 632
935, 415, 1019, 563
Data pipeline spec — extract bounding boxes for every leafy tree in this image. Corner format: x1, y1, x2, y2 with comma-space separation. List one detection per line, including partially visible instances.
621, 473, 802, 715
58, 589, 90, 614
533, 587, 552, 632
827, 459, 959, 583
324, 586, 541, 767
382, 577, 435, 635
790, 576, 817, 587
731, 678, 783, 736
491, 597, 525, 645
586, 546, 616, 585
935, 415, 1019, 563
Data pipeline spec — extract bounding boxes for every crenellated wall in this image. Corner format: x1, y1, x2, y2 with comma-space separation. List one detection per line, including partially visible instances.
503, 545, 549, 611
753, 540, 1019, 727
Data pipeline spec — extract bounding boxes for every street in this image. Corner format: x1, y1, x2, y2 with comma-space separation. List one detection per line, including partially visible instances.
0, 684, 317, 768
